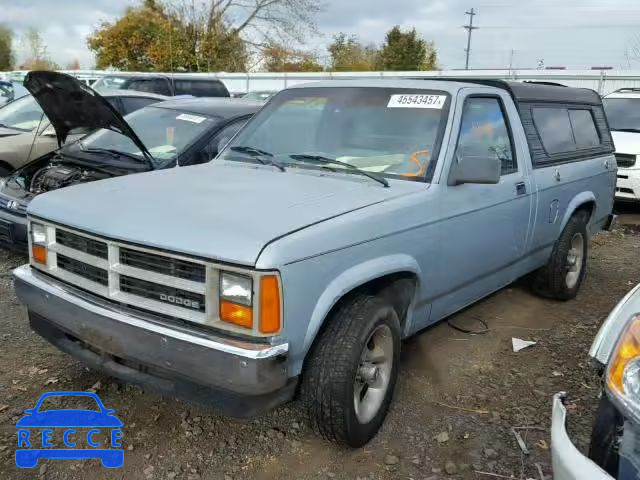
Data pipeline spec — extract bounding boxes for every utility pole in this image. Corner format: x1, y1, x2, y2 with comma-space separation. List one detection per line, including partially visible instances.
508, 49, 515, 76
463, 8, 478, 70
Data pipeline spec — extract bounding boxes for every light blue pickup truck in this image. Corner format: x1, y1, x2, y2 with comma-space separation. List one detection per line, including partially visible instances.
13, 79, 616, 447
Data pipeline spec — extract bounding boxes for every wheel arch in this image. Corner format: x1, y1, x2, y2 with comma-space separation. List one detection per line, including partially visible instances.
302, 254, 421, 355
560, 191, 596, 232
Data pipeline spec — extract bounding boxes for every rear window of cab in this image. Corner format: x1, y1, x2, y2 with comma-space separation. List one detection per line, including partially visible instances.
218, 87, 451, 182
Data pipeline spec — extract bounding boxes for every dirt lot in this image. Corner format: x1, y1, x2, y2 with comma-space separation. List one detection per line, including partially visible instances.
1, 217, 639, 480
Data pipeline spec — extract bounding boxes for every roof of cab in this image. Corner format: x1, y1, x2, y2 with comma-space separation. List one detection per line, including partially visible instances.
287, 78, 603, 106
150, 97, 263, 118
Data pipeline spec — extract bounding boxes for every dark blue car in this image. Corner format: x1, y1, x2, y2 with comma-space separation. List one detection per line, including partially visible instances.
15, 391, 123, 468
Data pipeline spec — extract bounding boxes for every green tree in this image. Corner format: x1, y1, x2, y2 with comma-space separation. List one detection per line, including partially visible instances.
0, 25, 14, 70
328, 33, 377, 71
262, 43, 323, 72
377, 26, 438, 71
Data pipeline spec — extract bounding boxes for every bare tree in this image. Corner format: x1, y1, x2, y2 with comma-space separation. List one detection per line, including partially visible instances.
21, 28, 57, 70
627, 34, 640, 66
165, 0, 321, 48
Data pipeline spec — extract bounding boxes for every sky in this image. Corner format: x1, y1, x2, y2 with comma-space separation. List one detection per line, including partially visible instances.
1, 0, 640, 70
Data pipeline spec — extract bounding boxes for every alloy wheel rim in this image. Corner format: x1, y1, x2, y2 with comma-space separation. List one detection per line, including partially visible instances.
565, 232, 584, 289
353, 324, 393, 424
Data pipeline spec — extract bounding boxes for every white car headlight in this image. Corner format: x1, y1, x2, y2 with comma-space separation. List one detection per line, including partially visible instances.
606, 315, 640, 420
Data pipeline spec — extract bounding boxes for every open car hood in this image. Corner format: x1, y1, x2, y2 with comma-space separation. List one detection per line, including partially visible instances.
23, 71, 152, 165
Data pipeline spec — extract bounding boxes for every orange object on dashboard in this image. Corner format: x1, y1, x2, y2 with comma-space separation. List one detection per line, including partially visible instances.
403, 149, 431, 177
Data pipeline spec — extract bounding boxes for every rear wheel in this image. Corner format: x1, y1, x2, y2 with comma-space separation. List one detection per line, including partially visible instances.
301, 295, 401, 447
533, 211, 588, 300
0, 164, 12, 177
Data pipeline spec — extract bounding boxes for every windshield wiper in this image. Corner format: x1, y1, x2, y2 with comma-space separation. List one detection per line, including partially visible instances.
81, 146, 147, 164
611, 128, 640, 133
230, 146, 286, 172
289, 153, 389, 188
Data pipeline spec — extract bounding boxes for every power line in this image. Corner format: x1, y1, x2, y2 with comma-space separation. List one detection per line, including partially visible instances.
463, 8, 479, 70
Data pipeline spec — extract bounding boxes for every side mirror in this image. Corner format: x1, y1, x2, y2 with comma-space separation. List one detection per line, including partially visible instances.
448, 152, 501, 186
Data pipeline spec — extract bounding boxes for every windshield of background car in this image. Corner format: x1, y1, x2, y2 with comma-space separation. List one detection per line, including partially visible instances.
603, 97, 640, 131
92, 76, 128, 91
218, 87, 450, 181
79, 106, 217, 166
0, 95, 44, 131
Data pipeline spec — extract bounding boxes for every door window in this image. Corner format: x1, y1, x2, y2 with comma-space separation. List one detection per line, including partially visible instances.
456, 97, 517, 175
127, 78, 171, 96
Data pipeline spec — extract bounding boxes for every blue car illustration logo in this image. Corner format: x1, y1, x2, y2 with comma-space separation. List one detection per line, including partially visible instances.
15, 391, 123, 468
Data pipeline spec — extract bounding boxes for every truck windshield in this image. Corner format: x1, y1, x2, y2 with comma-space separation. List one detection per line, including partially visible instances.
218, 87, 449, 182
603, 98, 640, 132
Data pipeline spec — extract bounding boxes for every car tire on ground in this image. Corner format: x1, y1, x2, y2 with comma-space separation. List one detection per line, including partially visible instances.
533, 210, 589, 300
301, 294, 401, 447
0, 164, 12, 178
588, 394, 623, 476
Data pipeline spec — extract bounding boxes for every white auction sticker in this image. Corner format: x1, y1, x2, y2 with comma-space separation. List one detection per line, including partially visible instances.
176, 113, 207, 123
387, 94, 447, 109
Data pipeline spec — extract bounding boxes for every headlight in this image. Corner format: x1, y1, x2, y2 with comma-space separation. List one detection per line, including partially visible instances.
218, 271, 281, 334
220, 272, 252, 306
607, 315, 640, 420
29, 222, 47, 265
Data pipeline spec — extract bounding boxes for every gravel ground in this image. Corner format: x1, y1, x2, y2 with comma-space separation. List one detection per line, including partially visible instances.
0, 220, 639, 480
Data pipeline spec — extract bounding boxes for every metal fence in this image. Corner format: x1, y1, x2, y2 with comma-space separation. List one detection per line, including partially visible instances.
4, 68, 640, 95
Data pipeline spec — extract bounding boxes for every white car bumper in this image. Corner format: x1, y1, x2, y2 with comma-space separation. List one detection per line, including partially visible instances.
551, 393, 613, 480
616, 168, 640, 201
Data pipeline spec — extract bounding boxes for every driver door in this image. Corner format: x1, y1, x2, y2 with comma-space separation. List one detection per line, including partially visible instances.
430, 89, 534, 320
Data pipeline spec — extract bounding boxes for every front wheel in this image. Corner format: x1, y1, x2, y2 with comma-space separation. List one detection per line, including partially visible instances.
533, 211, 589, 300
301, 295, 401, 447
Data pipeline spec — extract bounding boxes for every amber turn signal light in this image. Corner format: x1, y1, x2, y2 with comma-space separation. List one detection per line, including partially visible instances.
32, 245, 47, 265
220, 300, 253, 329
259, 275, 281, 334
608, 316, 640, 395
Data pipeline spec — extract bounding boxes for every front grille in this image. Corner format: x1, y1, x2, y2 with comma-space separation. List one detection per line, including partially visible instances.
40, 223, 211, 326
57, 254, 108, 286
56, 229, 108, 259
616, 153, 636, 168
0, 196, 27, 216
120, 275, 205, 313
120, 247, 205, 282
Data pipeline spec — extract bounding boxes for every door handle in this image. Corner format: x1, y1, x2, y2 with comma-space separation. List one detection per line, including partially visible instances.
515, 182, 527, 195
553, 169, 561, 182
604, 159, 611, 170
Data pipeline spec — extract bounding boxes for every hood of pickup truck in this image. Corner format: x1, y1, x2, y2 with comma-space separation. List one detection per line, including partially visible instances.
28, 161, 421, 266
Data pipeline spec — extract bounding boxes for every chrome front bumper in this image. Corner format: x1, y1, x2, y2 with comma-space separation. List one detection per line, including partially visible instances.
551, 393, 613, 480
13, 265, 294, 417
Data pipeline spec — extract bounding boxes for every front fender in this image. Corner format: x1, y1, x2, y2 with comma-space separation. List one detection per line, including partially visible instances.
302, 254, 422, 353
560, 191, 596, 232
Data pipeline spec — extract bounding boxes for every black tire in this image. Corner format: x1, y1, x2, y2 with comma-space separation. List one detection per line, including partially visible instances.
588, 394, 622, 475
533, 210, 588, 300
300, 295, 401, 447
0, 164, 11, 177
